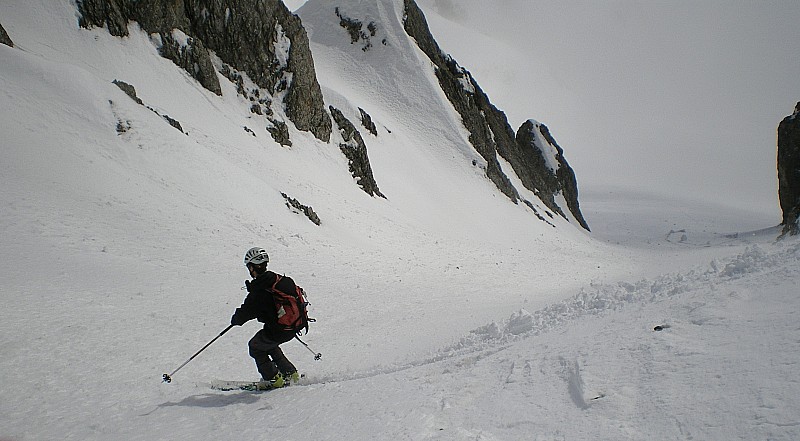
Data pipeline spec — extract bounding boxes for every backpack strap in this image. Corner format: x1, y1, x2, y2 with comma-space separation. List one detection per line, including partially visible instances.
271, 274, 282, 291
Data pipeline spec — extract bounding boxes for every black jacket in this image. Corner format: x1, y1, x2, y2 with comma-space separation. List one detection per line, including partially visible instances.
231, 271, 298, 342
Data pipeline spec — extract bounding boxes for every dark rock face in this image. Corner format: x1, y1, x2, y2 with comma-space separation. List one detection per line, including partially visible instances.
281, 192, 321, 225
76, 0, 221, 96
335, 6, 378, 51
267, 119, 292, 147
359, 107, 378, 136
161, 113, 185, 133
182, 0, 330, 141
0, 22, 14, 47
112, 79, 184, 133
112, 79, 143, 104
77, 0, 331, 142
516, 121, 590, 231
778, 102, 800, 235
158, 31, 222, 96
404, 0, 517, 202
403, 0, 588, 230
330, 106, 385, 198
77, 0, 128, 37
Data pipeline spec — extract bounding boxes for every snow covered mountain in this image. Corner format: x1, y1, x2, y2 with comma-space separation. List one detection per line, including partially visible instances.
1, 1, 798, 440
74, 0, 589, 230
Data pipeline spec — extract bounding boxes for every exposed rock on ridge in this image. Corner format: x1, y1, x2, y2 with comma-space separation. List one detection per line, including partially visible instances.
403, 0, 517, 202
359, 107, 378, 136
0, 22, 13, 47
330, 106, 385, 198
516, 121, 590, 230
281, 192, 322, 225
112, 79, 185, 133
403, 0, 588, 230
335, 6, 379, 51
778, 102, 800, 236
77, 0, 331, 142
157, 30, 222, 96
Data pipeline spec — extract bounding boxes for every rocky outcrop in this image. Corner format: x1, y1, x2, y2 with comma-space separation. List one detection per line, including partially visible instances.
403, 0, 517, 202
77, 0, 128, 37
77, 0, 331, 142
158, 30, 222, 96
267, 119, 292, 146
79, 1, 220, 94
516, 121, 590, 230
359, 107, 378, 136
0, 22, 13, 47
112, 79, 185, 133
778, 102, 800, 236
330, 106, 385, 198
281, 192, 321, 225
112, 79, 143, 105
335, 6, 379, 52
402, 0, 588, 230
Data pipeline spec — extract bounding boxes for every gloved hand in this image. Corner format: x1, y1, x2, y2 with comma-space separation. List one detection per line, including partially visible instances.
244, 280, 253, 293
231, 313, 245, 326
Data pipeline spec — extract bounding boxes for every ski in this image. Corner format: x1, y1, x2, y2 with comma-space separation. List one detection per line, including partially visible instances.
209, 379, 277, 392
209, 374, 305, 392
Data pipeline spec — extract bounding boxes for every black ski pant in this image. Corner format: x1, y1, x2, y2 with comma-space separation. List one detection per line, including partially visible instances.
248, 329, 296, 380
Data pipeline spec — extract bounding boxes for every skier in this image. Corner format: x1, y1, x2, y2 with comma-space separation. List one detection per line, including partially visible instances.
231, 247, 301, 388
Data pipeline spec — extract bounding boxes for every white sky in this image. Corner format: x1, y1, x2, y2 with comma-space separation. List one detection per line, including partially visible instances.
290, 0, 800, 218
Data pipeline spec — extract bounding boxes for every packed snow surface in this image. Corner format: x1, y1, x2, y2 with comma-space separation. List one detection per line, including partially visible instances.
1, 1, 797, 440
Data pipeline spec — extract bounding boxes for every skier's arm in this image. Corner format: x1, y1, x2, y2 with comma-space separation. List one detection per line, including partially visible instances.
231, 306, 254, 326
231, 289, 259, 326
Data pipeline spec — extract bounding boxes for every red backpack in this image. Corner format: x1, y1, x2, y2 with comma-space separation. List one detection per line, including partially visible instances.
270, 274, 312, 334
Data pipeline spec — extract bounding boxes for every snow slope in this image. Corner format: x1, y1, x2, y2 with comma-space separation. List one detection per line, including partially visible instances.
1, 1, 797, 440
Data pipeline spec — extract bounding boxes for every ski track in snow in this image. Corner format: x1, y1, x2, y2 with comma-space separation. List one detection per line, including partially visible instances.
305, 239, 800, 384
172, 237, 800, 441
315, 239, 800, 441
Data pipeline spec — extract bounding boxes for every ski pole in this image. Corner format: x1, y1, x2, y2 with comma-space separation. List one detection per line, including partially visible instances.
295, 335, 322, 361
162, 324, 234, 383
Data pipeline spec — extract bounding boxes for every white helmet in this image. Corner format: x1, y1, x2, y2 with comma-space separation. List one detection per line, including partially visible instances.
244, 247, 269, 266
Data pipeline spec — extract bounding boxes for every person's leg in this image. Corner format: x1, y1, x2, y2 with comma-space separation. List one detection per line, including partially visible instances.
267, 346, 297, 375
248, 330, 279, 380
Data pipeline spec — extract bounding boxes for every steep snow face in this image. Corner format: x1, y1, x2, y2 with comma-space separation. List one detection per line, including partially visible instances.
300, 0, 590, 231
299, 0, 477, 160
0, 0, 607, 392
297, 0, 578, 239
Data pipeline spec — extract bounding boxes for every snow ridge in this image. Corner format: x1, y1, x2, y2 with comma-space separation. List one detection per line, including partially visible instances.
456, 243, 798, 347
305, 241, 800, 385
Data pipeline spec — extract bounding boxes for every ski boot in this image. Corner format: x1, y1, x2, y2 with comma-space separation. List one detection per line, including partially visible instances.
282, 371, 300, 386
255, 373, 285, 390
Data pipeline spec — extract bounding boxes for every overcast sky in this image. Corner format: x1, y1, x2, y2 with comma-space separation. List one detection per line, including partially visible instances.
291, 0, 800, 218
